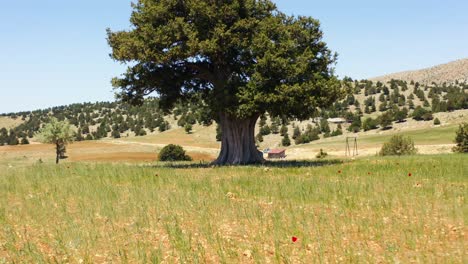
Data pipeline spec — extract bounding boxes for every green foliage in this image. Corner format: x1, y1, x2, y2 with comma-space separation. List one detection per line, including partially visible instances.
379, 112, 393, 130
158, 144, 192, 162
270, 118, 280, 134
347, 114, 361, 133
393, 108, 408, 123
158, 121, 170, 132
453, 123, 468, 153
184, 123, 193, 134
36, 118, 74, 145
362, 117, 378, 131
316, 149, 328, 159
256, 133, 264, 143
330, 124, 343, 137
281, 133, 291, 147
379, 135, 417, 156
36, 118, 74, 164
433, 118, 441, 125
320, 119, 331, 134
0, 128, 7, 146
295, 125, 320, 145
107, 0, 341, 121
279, 125, 288, 136
292, 126, 301, 140
259, 125, 271, 136
20, 136, 29, 145
412, 106, 433, 121
111, 129, 121, 139
258, 115, 267, 127
7, 130, 19, 146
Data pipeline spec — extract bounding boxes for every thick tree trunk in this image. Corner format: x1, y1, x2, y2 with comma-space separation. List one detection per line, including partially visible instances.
213, 113, 265, 165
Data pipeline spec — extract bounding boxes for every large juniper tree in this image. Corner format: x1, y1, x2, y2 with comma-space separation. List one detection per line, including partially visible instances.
108, 0, 341, 164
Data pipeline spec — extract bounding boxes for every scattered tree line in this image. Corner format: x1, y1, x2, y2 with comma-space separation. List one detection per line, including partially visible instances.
1, 78, 466, 148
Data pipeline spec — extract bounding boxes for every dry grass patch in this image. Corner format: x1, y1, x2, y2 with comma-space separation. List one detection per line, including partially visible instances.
0, 155, 466, 263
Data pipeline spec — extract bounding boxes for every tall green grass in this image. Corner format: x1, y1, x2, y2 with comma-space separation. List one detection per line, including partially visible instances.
0, 154, 466, 263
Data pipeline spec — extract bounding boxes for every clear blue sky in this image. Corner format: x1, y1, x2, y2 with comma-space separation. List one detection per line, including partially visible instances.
1, 0, 467, 113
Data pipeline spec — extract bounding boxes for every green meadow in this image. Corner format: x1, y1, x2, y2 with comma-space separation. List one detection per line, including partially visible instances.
0, 154, 466, 263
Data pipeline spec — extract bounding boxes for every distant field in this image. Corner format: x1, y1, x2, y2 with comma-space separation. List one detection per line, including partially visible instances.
0, 109, 465, 165
119, 124, 220, 149
0, 154, 466, 263
300, 124, 459, 149
0, 117, 23, 129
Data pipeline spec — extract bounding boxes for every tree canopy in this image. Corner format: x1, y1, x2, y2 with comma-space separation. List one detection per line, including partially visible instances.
108, 0, 341, 164
36, 118, 74, 164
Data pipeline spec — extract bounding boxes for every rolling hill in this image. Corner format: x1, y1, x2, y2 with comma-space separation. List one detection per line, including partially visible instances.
0, 59, 467, 162
371, 58, 468, 84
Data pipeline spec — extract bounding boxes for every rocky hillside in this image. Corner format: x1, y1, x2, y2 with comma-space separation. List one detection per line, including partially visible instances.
371, 58, 468, 84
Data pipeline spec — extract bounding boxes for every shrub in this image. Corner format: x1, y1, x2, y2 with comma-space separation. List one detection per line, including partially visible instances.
259, 125, 271, 136
316, 149, 328, 159
433, 118, 441, 125
20, 136, 30, 145
184, 123, 192, 134
412, 106, 432, 121
379, 135, 417, 156
280, 125, 288, 136
362, 117, 378, 131
453, 123, 468, 153
394, 108, 408, 123
281, 133, 291, 146
292, 126, 301, 140
158, 144, 192, 161
256, 133, 263, 142
379, 112, 393, 130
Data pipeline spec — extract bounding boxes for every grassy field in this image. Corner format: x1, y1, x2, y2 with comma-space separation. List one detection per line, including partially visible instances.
299, 124, 460, 150
0, 154, 466, 263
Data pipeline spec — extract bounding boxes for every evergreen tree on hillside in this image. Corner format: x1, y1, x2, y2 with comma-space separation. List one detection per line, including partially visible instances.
292, 126, 301, 140
281, 133, 291, 146
21, 136, 29, 145
394, 108, 408, 123
8, 130, 19, 145
362, 117, 378, 131
280, 125, 288, 136
320, 119, 331, 134
0, 128, 7, 146
379, 112, 393, 130
453, 123, 468, 153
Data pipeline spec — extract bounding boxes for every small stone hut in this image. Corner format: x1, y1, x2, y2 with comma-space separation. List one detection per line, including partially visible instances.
267, 149, 286, 159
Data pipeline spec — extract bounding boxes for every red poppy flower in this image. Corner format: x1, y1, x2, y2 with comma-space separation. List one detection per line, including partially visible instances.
408, 173, 412, 177
292, 236, 298, 243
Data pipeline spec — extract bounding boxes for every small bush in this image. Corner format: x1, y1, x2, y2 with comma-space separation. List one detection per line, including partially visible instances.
433, 118, 441, 125
453, 123, 468, 153
379, 135, 417, 156
316, 149, 328, 159
184, 123, 192, 134
412, 106, 433, 121
281, 133, 291, 146
158, 144, 192, 161
362, 117, 378, 131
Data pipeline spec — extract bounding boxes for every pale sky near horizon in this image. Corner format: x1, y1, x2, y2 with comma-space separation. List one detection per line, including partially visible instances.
0, 0, 467, 113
